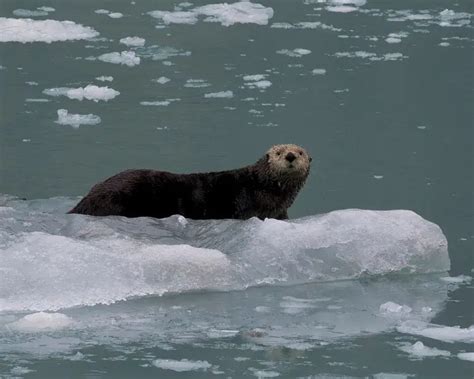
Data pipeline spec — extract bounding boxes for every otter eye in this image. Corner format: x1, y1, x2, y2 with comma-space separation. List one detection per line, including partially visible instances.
299, 151, 303, 155
276, 152, 281, 156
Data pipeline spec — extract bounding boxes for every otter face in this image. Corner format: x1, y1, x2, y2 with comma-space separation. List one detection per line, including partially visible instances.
266, 144, 312, 177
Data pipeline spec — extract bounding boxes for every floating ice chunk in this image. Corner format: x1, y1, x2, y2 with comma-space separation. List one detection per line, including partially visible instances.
381, 53, 406, 61
136, 45, 191, 61
335, 50, 376, 59
204, 90, 233, 98
13, 9, 49, 17
398, 341, 451, 359
26, 81, 39, 86
243, 74, 267, 81
184, 78, 210, 88
108, 12, 123, 19
153, 76, 171, 84
277, 48, 311, 57
271, 21, 341, 32
140, 101, 171, 106
44, 85, 119, 102
152, 359, 212, 372
95, 9, 110, 14
397, 321, 474, 343
373, 374, 411, 379
386, 37, 401, 43
149, 10, 198, 24
97, 51, 140, 66
0, 18, 99, 43
249, 368, 280, 377
149, 1, 273, 26
439, 9, 471, 27
379, 301, 412, 316
330, 0, 366, 5
120, 36, 145, 47
440, 275, 472, 284
312, 68, 327, 75
96, 76, 113, 82
246, 80, 272, 89
439, 42, 450, 47
56, 109, 101, 128
8, 312, 73, 332
11, 367, 35, 375
26, 98, 49, 102
457, 352, 474, 362
38, 7, 55, 12
326, 6, 358, 13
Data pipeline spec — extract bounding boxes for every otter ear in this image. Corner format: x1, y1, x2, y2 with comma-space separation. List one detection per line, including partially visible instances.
309, 156, 313, 162
266, 153, 270, 161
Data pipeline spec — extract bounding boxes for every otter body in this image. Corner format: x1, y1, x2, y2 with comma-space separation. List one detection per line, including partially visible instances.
69, 144, 311, 220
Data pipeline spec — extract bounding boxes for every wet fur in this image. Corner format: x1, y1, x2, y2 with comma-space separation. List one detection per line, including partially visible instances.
69, 145, 311, 220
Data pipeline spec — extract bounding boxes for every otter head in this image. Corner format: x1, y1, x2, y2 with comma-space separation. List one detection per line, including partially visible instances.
264, 144, 312, 180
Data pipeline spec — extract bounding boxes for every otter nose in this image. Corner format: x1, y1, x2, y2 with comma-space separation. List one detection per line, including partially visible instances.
285, 152, 296, 163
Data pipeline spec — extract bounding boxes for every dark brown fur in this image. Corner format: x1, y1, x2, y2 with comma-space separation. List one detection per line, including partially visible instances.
69, 145, 311, 220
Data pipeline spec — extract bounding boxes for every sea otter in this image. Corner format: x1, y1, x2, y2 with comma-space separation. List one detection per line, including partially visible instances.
68, 144, 311, 220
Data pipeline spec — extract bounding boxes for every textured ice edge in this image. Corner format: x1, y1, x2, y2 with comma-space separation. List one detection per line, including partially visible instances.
0, 198, 449, 312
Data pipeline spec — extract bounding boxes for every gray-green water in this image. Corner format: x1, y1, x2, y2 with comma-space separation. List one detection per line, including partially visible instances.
0, 0, 473, 378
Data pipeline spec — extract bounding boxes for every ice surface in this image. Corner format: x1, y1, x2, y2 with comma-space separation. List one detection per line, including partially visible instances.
277, 48, 311, 57
457, 352, 474, 362
7, 312, 73, 332
55, 109, 101, 128
398, 341, 450, 359
44, 85, 119, 102
397, 321, 474, 343
0, 18, 98, 43
205, 90, 234, 98
0, 199, 450, 314
152, 358, 212, 372
149, 2, 273, 27
97, 51, 140, 67
119, 36, 145, 47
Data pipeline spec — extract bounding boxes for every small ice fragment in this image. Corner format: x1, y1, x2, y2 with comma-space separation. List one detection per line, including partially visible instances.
245, 80, 272, 89
379, 301, 412, 315
66, 85, 119, 102
97, 51, 140, 67
439, 42, 450, 47
25, 98, 49, 102
120, 36, 145, 47
417, 125, 427, 130
204, 90, 233, 98
457, 352, 474, 362
440, 275, 472, 284
11, 367, 35, 375
386, 37, 401, 43
255, 306, 271, 313
56, 109, 101, 128
153, 77, 171, 84
95, 9, 110, 14
26, 81, 38, 86
277, 48, 311, 57
108, 12, 123, 19
373, 175, 384, 179
398, 341, 451, 359
184, 79, 210, 88
140, 101, 171, 106
326, 6, 358, 13
152, 358, 212, 372
22, 139, 31, 142
96, 76, 113, 82
7, 312, 73, 332
243, 74, 266, 81
13, 9, 49, 17
37, 7, 55, 12
249, 368, 280, 378
312, 68, 326, 75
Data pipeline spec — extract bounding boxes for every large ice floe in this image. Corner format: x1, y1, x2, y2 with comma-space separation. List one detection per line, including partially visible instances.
148, 1, 274, 26
0, 195, 456, 356
0, 18, 98, 43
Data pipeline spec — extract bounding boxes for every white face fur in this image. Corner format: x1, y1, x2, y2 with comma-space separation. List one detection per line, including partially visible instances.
266, 144, 312, 176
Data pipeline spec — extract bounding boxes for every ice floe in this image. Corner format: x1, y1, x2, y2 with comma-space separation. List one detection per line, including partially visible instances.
204, 90, 234, 98
184, 78, 210, 88
7, 312, 74, 332
457, 352, 474, 362
119, 36, 145, 47
108, 12, 123, 19
398, 341, 451, 359
153, 76, 171, 84
97, 51, 140, 66
379, 302, 412, 318
55, 109, 101, 128
440, 275, 472, 284
0, 18, 98, 43
271, 21, 341, 32
277, 48, 311, 57
152, 359, 212, 372
243, 74, 272, 89
44, 85, 119, 102
135, 45, 191, 61
96, 75, 113, 82
397, 321, 474, 343
149, 1, 274, 27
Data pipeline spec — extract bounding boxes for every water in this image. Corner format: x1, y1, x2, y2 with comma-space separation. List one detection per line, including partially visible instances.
0, 0, 473, 377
